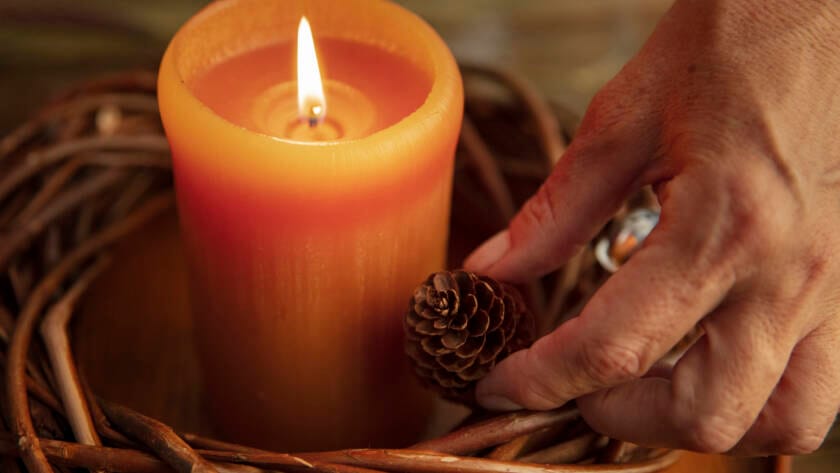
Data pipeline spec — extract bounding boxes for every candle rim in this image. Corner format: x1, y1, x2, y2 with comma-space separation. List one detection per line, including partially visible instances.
159, 0, 462, 149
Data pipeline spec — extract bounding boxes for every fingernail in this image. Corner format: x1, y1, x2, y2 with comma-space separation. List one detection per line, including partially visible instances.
464, 230, 510, 273
478, 394, 523, 411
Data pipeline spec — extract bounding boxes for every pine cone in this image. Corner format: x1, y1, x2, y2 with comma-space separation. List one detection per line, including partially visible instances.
404, 270, 536, 404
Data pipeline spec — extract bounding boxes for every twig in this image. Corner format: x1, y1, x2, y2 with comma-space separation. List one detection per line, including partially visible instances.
12, 159, 83, 227
543, 250, 586, 334
0, 433, 277, 473
40, 256, 111, 447
486, 434, 531, 461
77, 368, 135, 447
0, 306, 13, 344
518, 433, 602, 464
0, 307, 52, 391
105, 172, 158, 222
77, 151, 171, 169
0, 432, 173, 473
6, 263, 34, 307
598, 440, 628, 464
0, 434, 681, 473
99, 399, 220, 473
74, 202, 99, 244
0, 188, 34, 228
42, 225, 62, 271
5, 193, 173, 473
412, 407, 579, 455
57, 114, 88, 143
0, 353, 63, 415
0, 134, 168, 203
100, 401, 382, 473
292, 449, 680, 473
180, 433, 268, 455
0, 168, 127, 270
461, 64, 566, 168
459, 117, 517, 222
486, 422, 574, 461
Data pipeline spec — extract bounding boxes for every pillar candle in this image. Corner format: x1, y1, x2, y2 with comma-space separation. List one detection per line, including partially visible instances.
158, 0, 462, 450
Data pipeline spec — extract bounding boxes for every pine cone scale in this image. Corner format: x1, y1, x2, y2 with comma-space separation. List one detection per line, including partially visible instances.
455, 335, 485, 359
467, 311, 490, 335
441, 330, 468, 349
449, 311, 469, 330
404, 270, 536, 404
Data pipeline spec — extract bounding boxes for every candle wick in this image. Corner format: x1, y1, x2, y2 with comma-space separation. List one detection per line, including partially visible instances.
303, 103, 324, 128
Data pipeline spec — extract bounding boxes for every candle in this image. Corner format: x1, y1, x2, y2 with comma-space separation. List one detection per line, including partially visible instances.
158, 0, 463, 451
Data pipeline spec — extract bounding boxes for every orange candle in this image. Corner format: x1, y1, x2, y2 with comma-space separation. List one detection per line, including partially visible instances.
158, 0, 462, 451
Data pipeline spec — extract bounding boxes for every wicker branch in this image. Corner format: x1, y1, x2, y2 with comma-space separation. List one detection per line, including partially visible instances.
78, 367, 135, 447
99, 400, 221, 473
100, 401, 393, 473
292, 449, 680, 473
0, 434, 681, 473
412, 407, 579, 455
0, 168, 128, 269
460, 64, 566, 169
0, 134, 167, 203
459, 117, 517, 222
0, 433, 172, 473
40, 256, 111, 447
518, 433, 603, 464
486, 422, 575, 462
12, 159, 83, 227
5, 193, 173, 473
598, 440, 634, 465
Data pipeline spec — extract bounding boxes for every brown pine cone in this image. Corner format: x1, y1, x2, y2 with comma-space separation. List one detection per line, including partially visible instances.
404, 270, 536, 404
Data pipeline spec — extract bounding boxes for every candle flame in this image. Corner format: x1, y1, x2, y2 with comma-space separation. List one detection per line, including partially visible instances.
297, 17, 326, 127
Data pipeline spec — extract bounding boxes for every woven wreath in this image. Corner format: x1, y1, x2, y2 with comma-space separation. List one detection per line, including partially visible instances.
0, 66, 680, 473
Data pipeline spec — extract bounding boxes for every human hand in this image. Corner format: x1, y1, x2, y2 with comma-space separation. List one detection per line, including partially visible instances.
465, 0, 840, 455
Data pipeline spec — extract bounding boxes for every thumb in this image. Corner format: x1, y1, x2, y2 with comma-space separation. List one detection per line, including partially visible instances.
464, 104, 657, 282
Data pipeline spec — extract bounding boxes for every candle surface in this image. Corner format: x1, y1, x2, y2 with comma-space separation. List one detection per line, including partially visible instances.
192, 38, 431, 140
159, 0, 463, 451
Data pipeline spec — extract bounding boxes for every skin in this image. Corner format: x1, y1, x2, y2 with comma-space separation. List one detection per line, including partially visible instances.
464, 0, 840, 456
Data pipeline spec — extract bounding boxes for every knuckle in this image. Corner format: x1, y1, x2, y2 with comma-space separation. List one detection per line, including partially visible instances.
514, 382, 563, 411
519, 183, 561, 233
720, 164, 794, 260
802, 246, 832, 291
680, 415, 746, 453
577, 339, 646, 387
508, 349, 566, 410
776, 428, 827, 455
580, 89, 620, 134
767, 412, 833, 455
727, 187, 780, 255
576, 84, 636, 142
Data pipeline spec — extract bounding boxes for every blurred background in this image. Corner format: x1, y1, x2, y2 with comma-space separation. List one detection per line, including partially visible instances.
0, 0, 837, 470
0, 0, 669, 132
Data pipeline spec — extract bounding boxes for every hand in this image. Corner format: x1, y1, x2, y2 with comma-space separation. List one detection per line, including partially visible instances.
465, 0, 840, 456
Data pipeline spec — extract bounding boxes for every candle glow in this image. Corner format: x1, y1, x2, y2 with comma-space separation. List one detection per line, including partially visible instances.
297, 17, 326, 126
